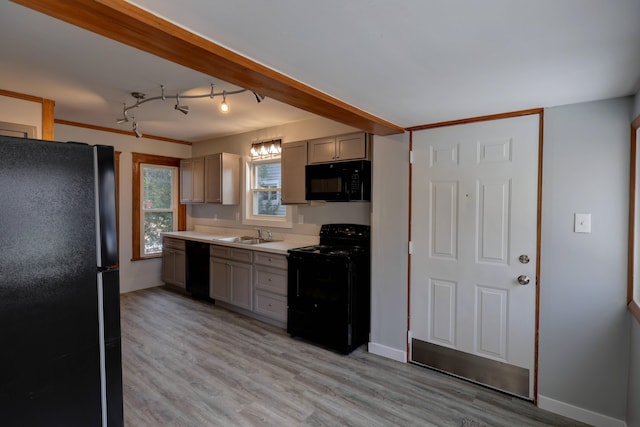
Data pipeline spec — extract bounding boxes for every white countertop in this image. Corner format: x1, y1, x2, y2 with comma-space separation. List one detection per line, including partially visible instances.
162, 231, 311, 255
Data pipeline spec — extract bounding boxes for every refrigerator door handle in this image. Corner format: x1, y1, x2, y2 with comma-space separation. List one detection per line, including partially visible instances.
94, 145, 119, 268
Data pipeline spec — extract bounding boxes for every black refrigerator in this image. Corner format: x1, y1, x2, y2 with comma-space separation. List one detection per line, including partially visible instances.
0, 136, 124, 426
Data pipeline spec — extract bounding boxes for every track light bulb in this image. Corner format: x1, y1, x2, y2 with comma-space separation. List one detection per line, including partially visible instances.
220, 91, 229, 113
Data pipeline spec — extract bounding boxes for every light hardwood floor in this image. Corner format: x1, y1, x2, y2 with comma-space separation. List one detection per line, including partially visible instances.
120, 287, 589, 427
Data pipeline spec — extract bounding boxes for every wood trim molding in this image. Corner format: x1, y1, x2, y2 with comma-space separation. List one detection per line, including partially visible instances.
131, 153, 186, 261
42, 99, 55, 140
55, 119, 192, 145
406, 108, 544, 132
533, 109, 544, 405
11, 0, 404, 136
0, 87, 44, 104
0, 88, 55, 139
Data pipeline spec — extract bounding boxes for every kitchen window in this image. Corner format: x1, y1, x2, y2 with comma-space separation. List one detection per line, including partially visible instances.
243, 155, 293, 228
132, 153, 186, 260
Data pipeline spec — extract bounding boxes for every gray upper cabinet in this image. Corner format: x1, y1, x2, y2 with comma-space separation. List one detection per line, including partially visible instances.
307, 132, 369, 164
307, 136, 336, 164
180, 157, 205, 203
281, 140, 308, 204
180, 153, 240, 205
205, 153, 240, 205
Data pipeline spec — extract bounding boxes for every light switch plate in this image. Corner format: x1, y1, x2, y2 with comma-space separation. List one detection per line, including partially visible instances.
574, 213, 591, 233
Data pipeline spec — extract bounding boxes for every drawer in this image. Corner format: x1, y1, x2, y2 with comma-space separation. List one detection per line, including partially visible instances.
210, 245, 252, 263
229, 248, 253, 263
253, 252, 287, 269
163, 237, 185, 250
254, 290, 287, 322
253, 265, 287, 294
210, 245, 229, 258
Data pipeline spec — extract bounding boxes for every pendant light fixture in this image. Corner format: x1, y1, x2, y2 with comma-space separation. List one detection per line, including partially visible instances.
250, 139, 282, 159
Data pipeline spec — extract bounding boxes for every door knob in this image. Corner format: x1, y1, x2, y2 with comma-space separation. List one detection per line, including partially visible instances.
517, 275, 530, 285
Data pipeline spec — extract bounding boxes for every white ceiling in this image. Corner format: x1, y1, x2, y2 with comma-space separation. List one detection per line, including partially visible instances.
2, 1, 640, 142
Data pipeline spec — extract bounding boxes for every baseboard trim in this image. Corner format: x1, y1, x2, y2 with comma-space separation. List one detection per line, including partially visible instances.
538, 395, 626, 427
368, 342, 407, 363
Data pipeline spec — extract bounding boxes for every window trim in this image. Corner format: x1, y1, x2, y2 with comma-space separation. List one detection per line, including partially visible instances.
242, 156, 294, 228
132, 153, 186, 261
139, 163, 179, 257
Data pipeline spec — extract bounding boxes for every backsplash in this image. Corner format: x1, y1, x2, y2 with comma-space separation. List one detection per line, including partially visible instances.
188, 201, 371, 237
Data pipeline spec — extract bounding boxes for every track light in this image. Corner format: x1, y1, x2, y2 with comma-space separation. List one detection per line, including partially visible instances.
174, 95, 189, 115
220, 91, 229, 113
132, 120, 142, 138
116, 84, 266, 135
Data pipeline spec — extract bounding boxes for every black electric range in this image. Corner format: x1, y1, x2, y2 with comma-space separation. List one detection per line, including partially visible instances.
287, 224, 370, 354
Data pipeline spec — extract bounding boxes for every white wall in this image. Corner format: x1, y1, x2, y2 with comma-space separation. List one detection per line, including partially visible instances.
54, 124, 192, 293
0, 94, 43, 138
190, 116, 372, 234
539, 97, 632, 425
369, 132, 410, 361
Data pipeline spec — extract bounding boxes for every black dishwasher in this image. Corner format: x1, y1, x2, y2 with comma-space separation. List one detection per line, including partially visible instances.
185, 240, 210, 299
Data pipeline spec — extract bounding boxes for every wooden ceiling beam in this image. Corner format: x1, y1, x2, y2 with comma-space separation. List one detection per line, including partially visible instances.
11, 0, 405, 136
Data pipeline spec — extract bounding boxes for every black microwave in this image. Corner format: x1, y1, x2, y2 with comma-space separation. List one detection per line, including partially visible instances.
305, 160, 371, 201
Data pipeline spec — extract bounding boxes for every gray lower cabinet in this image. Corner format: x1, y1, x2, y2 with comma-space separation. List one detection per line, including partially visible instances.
209, 245, 253, 310
161, 237, 186, 288
252, 252, 288, 323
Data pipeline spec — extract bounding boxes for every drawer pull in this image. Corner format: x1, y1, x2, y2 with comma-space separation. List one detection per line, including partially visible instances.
268, 278, 272, 282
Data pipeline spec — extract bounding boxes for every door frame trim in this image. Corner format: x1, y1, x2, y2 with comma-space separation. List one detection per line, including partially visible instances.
407, 107, 544, 403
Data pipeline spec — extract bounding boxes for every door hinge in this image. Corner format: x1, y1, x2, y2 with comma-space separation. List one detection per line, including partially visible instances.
408, 241, 413, 254
407, 330, 412, 344
409, 150, 414, 164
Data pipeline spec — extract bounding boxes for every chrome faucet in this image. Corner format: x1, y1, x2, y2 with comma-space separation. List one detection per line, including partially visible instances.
267, 230, 272, 241
256, 228, 262, 239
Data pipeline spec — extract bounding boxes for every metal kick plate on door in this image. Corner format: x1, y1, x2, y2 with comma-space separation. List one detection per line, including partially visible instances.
518, 255, 530, 264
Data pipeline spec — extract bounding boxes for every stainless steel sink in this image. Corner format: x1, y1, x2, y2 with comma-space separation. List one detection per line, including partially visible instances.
236, 237, 281, 245
212, 236, 242, 242
212, 235, 280, 245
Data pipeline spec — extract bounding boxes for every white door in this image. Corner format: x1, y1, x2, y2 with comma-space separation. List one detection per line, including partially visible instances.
409, 114, 539, 399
